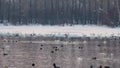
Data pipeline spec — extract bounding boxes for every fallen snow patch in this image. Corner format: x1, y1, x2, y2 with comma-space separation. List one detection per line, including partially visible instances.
0, 25, 120, 37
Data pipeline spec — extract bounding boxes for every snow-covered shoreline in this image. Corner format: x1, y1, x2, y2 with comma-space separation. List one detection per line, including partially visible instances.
0, 25, 120, 37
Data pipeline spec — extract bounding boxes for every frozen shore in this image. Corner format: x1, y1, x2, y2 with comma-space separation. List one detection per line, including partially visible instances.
0, 25, 120, 37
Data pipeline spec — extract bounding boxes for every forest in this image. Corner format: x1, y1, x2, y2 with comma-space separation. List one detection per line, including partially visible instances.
0, 0, 120, 27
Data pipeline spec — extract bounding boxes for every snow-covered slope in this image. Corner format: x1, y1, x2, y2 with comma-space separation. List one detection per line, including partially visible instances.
0, 25, 120, 37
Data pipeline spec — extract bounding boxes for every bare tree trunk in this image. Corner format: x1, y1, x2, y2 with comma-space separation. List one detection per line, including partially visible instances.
116, 0, 120, 25
0, 0, 2, 23
18, 0, 22, 24
96, 0, 100, 25
7, 0, 10, 23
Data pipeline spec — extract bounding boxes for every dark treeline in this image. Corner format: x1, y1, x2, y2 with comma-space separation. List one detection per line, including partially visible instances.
0, 0, 120, 26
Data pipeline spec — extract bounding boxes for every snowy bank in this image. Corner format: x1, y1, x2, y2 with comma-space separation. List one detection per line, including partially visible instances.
0, 25, 120, 37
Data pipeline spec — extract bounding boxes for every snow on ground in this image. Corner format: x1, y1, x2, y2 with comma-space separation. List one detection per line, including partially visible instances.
0, 25, 120, 37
